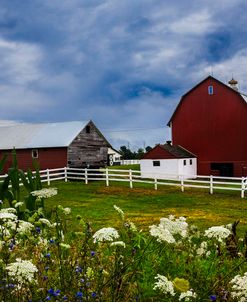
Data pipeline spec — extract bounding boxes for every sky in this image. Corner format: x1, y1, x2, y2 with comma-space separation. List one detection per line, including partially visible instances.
0, 0, 247, 150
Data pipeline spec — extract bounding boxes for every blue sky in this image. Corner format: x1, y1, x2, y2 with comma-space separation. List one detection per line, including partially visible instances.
0, 0, 246, 150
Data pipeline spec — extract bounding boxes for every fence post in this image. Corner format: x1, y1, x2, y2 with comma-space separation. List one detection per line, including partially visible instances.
210, 175, 213, 194
180, 175, 184, 192
154, 177, 157, 190
64, 167, 68, 182
129, 169, 133, 189
85, 168, 88, 184
47, 169, 50, 186
241, 177, 245, 198
106, 168, 109, 187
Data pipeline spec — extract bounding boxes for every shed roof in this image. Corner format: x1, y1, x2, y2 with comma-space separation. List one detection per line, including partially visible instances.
0, 121, 89, 150
159, 144, 196, 158
142, 144, 196, 159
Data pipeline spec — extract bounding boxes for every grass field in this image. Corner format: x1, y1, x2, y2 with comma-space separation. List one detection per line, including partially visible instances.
45, 179, 247, 235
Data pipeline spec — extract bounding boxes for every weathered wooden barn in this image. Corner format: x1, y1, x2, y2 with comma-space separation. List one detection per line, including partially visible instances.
168, 76, 247, 177
0, 120, 111, 172
140, 143, 196, 179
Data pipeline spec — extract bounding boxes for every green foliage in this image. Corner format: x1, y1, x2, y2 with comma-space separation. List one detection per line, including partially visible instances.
0, 204, 247, 301
0, 149, 43, 213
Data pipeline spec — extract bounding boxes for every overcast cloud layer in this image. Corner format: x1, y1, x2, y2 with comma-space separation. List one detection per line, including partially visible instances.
0, 0, 246, 149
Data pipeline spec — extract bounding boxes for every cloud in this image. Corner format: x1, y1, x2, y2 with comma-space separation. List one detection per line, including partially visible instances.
0, 0, 247, 148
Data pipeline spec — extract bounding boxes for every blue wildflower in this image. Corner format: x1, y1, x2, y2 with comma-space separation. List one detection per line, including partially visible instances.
91, 292, 97, 298
46, 296, 51, 301
210, 295, 217, 301
54, 289, 61, 296
48, 288, 54, 295
62, 296, 68, 300
36, 227, 41, 233
91, 251, 95, 256
75, 266, 82, 273
45, 253, 51, 258
76, 291, 83, 298
49, 239, 55, 244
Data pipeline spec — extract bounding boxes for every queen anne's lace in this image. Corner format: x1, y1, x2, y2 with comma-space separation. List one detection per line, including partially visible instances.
205, 226, 231, 243
31, 188, 57, 199
93, 227, 119, 243
153, 274, 175, 296
6, 258, 38, 284
179, 290, 197, 301
230, 272, 247, 302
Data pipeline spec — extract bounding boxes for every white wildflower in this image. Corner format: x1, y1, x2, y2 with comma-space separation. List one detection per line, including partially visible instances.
179, 290, 197, 301
0, 212, 17, 221
17, 221, 34, 235
159, 216, 188, 237
60, 243, 71, 249
205, 226, 231, 243
31, 188, 57, 199
230, 272, 247, 302
150, 225, 176, 244
63, 207, 71, 215
113, 205, 124, 220
110, 241, 126, 248
196, 241, 210, 257
14, 202, 24, 208
93, 227, 119, 243
153, 274, 175, 296
39, 218, 52, 227
1, 208, 17, 214
6, 258, 38, 284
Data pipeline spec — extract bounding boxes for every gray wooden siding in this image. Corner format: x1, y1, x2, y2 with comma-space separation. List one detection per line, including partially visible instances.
67, 121, 110, 167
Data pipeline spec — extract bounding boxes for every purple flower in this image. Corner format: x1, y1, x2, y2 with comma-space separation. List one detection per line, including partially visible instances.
210, 295, 217, 301
75, 265, 82, 273
46, 296, 51, 301
63, 296, 68, 300
91, 292, 97, 298
91, 251, 95, 256
48, 288, 54, 295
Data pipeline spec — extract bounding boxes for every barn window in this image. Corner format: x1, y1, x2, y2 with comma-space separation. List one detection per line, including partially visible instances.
190, 159, 192, 165
32, 149, 38, 159
153, 160, 160, 166
85, 125, 90, 133
208, 85, 214, 95
183, 159, 186, 166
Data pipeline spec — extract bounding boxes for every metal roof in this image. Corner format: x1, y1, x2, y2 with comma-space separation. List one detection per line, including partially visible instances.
0, 121, 89, 150
160, 144, 196, 158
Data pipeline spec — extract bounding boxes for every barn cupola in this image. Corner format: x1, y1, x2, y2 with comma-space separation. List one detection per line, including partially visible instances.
228, 78, 238, 91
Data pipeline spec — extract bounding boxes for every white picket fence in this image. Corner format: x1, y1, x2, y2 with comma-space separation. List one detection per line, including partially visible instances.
1, 167, 246, 198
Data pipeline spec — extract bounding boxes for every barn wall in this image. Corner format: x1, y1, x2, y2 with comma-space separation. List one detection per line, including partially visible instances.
0, 148, 67, 173
171, 77, 247, 176
68, 121, 109, 168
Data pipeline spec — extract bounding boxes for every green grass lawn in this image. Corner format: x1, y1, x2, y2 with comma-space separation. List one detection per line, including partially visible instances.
45, 179, 247, 235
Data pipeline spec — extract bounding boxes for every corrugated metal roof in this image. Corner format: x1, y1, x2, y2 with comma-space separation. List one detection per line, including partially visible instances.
0, 121, 89, 150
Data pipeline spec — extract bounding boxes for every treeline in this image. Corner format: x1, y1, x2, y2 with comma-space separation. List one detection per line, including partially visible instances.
119, 145, 152, 160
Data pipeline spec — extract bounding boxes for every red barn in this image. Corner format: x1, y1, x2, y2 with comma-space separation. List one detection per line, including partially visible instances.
168, 76, 247, 177
0, 120, 111, 173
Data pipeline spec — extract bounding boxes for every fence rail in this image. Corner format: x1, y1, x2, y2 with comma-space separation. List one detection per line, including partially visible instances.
0, 167, 246, 198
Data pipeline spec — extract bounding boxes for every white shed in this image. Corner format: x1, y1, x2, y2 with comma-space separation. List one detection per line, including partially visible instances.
140, 144, 197, 179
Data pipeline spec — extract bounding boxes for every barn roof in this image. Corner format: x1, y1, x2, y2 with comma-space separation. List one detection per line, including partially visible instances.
0, 121, 90, 150
167, 75, 247, 126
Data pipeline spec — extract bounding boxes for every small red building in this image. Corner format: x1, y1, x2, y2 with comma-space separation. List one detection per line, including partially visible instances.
168, 76, 247, 177
0, 120, 111, 173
